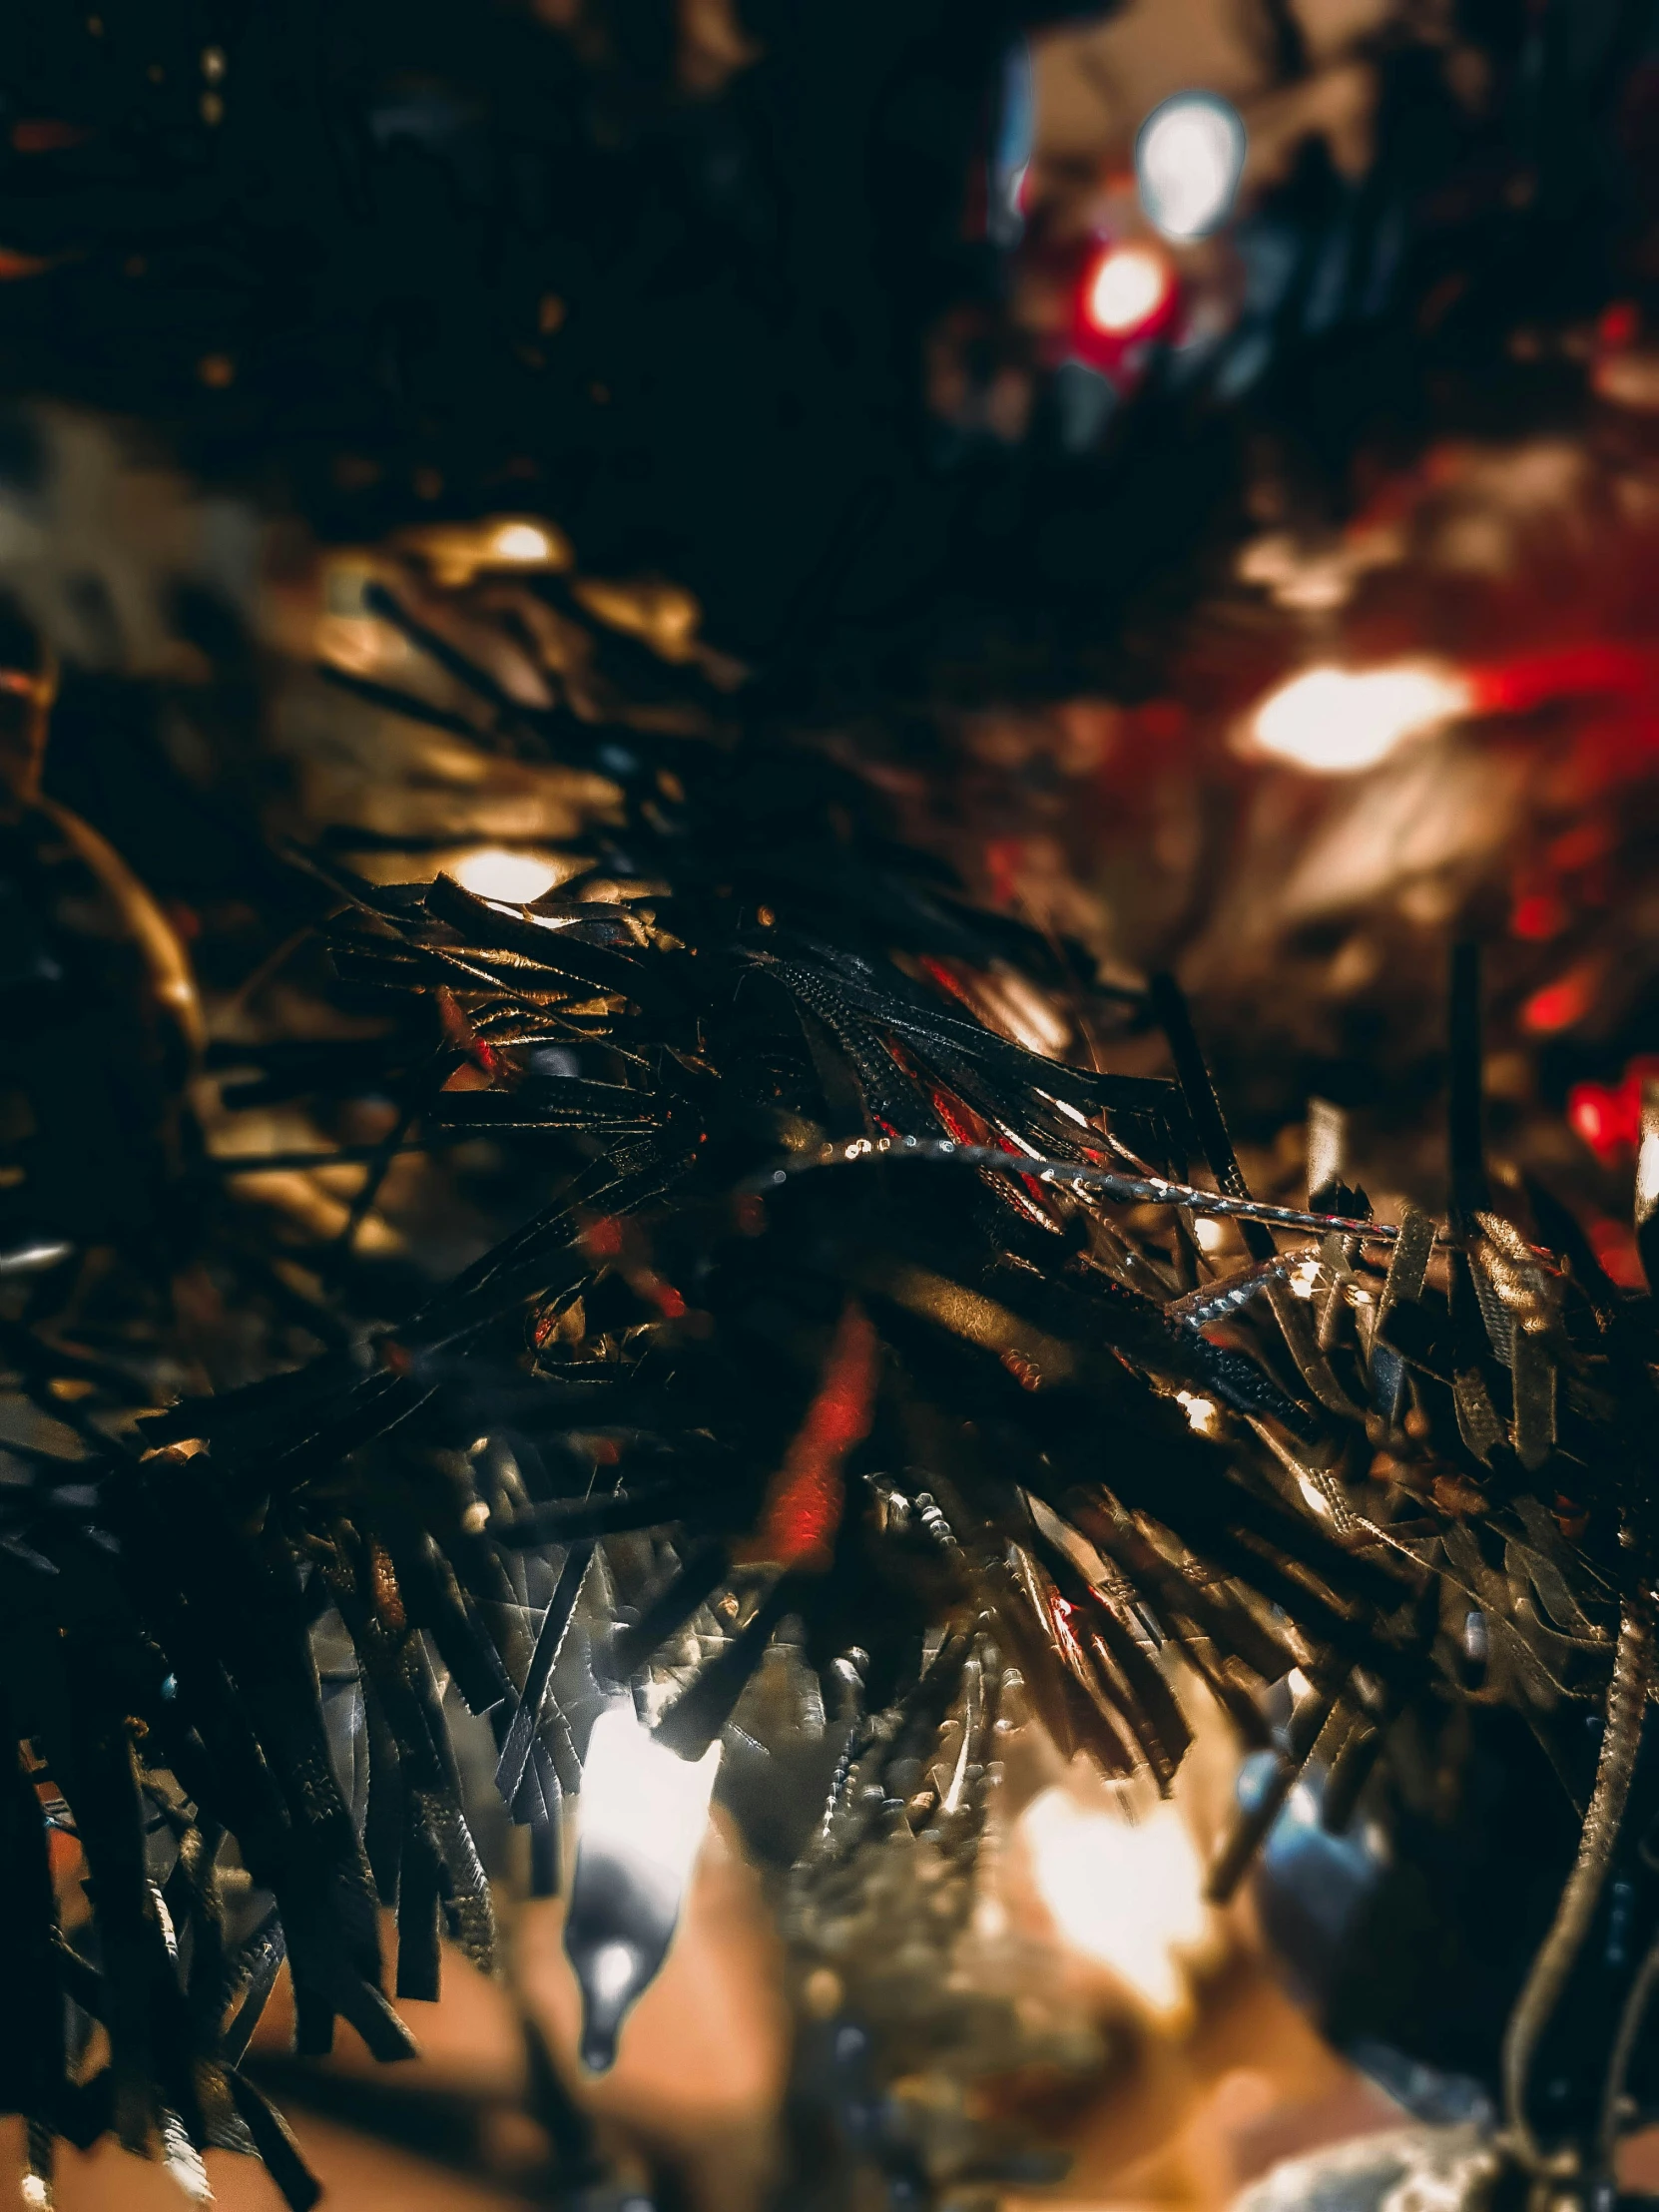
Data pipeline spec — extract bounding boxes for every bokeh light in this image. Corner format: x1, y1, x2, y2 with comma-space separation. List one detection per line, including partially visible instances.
1021, 1788, 1210, 2017
1136, 92, 1247, 242
1084, 242, 1174, 337
489, 519, 560, 563
1249, 663, 1472, 774
451, 845, 565, 902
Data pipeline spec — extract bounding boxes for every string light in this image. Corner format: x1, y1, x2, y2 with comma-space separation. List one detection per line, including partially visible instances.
1136, 92, 1247, 242
564, 1704, 722, 2071
450, 846, 564, 903
489, 519, 559, 563
1249, 662, 1472, 774
1082, 243, 1174, 337
1020, 1789, 1209, 2018
1176, 1390, 1221, 1435
1637, 1081, 1659, 1232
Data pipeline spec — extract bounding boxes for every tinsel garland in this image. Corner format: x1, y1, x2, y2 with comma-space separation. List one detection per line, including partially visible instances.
2, 568, 1656, 2208
0, 0, 1656, 2204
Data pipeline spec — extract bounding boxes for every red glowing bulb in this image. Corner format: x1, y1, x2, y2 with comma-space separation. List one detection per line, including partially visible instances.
1510, 890, 1566, 941
1567, 1058, 1659, 1164
1521, 968, 1596, 1035
1570, 1088, 1618, 1160
1082, 242, 1174, 338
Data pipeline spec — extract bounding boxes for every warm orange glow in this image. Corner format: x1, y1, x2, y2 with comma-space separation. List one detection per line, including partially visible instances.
1021, 1788, 1210, 2017
391, 514, 573, 585
489, 519, 559, 563
1084, 244, 1173, 336
573, 576, 704, 661
450, 846, 563, 903
1250, 663, 1471, 774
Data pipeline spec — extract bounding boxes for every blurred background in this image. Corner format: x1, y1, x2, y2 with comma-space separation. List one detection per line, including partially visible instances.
0, 0, 1656, 2202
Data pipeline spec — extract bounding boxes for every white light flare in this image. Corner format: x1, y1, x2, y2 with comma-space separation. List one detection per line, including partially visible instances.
1020, 1788, 1209, 2018
1288, 1257, 1323, 1301
1136, 92, 1247, 243
1175, 1389, 1220, 1435
489, 519, 560, 564
1249, 663, 1473, 775
450, 846, 564, 904
1637, 1079, 1659, 1232
1085, 243, 1173, 336
564, 1704, 722, 2071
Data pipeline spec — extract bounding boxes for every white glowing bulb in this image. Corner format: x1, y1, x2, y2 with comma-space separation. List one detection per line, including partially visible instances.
1637, 1082, 1659, 1228
1085, 244, 1172, 336
1136, 93, 1247, 242
1250, 663, 1472, 775
490, 520, 557, 563
450, 846, 563, 904
1175, 1389, 1219, 1434
1021, 1789, 1208, 2016
1298, 1474, 1335, 1519
565, 1704, 722, 2070
589, 1939, 640, 2007
576, 1704, 721, 1908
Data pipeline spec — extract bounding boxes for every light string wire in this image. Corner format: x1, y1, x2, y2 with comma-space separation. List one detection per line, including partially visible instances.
751, 1134, 1453, 1247
1501, 1597, 1654, 2178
